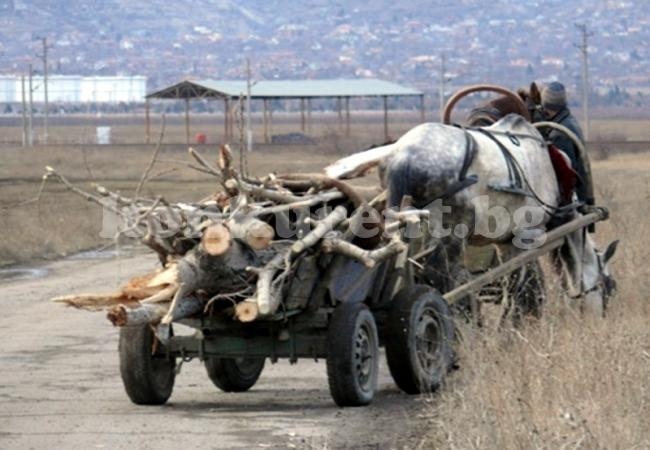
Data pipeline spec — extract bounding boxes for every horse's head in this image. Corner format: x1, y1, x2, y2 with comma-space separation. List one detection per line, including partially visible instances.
596, 239, 619, 300
517, 82, 544, 122
582, 239, 619, 314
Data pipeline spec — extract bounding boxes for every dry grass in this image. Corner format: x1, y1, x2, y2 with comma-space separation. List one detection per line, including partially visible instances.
0, 111, 421, 145
427, 305, 649, 449
423, 161, 650, 449
0, 142, 338, 266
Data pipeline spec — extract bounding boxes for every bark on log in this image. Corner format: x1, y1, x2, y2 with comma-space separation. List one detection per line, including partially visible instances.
227, 216, 275, 250
53, 292, 132, 310
276, 174, 364, 208
53, 265, 180, 310
159, 239, 256, 324
107, 295, 204, 327
291, 205, 348, 254
245, 250, 289, 319
248, 191, 344, 217
321, 235, 407, 268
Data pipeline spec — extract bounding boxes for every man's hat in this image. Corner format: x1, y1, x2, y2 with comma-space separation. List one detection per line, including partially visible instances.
541, 81, 567, 110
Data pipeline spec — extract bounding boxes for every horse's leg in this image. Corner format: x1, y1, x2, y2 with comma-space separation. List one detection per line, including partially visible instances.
496, 245, 546, 327
510, 260, 546, 325
425, 234, 482, 325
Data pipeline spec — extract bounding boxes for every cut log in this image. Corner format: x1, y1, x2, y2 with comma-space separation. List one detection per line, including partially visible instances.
121, 265, 179, 300
107, 295, 204, 327
249, 190, 344, 217
321, 235, 407, 268
276, 174, 364, 208
53, 264, 180, 310
201, 223, 232, 256
255, 257, 280, 316
158, 238, 256, 324
235, 299, 259, 322
107, 303, 169, 326
227, 216, 275, 250
52, 292, 132, 310
291, 205, 348, 254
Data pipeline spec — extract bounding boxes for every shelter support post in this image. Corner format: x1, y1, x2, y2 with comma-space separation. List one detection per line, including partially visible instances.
145, 99, 151, 144
300, 98, 306, 133
383, 95, 389, 141
268, 100, 274, 141
307, 99, 312, 135
229, 99, 235, 140
224, 98, 229, 141
419, 94, 425, 123
264, 99, 270, 143
337, 97, 343, 130
21, 75, 27, 147
184, 98, 190, 146
345, 97, 350, 137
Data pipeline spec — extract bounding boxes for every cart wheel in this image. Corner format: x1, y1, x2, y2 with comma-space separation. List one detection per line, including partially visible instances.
326, 301, 379, 407
204, 357, 265, 392
385, 285, 455, 394
119, 324, 175, 405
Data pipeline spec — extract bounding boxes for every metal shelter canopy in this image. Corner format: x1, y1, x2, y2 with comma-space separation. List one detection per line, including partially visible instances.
144, 78, 425, 144
146, 78, 423, 100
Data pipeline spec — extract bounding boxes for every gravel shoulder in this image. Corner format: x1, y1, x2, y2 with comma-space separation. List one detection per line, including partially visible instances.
0, 254, 431, 450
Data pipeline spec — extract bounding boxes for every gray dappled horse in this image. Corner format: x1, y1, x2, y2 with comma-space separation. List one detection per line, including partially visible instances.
385, 107, 617, 318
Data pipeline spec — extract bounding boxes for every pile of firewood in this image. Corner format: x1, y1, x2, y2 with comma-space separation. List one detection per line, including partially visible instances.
51, 144, 407, 329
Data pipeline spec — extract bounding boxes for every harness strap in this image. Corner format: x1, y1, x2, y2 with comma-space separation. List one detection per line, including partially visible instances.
438, 131, 479, 200
475, 128, 524, 190
471, 127, 578, 219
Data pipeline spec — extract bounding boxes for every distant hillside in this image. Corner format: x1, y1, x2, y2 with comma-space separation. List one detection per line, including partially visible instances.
0, 0, 647, 94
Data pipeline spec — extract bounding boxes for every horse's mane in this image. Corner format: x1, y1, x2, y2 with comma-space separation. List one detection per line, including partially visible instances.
489, 95, 523, 116
487, 113, 535, 134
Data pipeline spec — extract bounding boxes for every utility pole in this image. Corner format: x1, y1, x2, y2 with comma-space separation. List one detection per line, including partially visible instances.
575, 24, 592, 141
37, 37, 51, 144
28, 64, 34, 146
21, 75, 28, 147
245, 58, 252, 153
439, 54, 446, 122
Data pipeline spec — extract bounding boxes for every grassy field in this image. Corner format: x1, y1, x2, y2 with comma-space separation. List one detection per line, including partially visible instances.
0, 143, 340, 266
425, 153, 650, 449
0, 121, 649, 448
1, 110, 650, 145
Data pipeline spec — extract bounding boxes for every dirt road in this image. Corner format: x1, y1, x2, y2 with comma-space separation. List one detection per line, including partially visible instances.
0, 253, 431, 450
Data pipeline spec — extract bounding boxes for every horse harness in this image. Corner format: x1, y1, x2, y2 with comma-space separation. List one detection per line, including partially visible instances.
448, 124, 576, 219
474, 128, 528, 197
434, 130, 479, 201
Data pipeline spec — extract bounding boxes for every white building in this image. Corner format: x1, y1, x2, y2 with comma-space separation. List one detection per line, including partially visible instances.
0, 75, 16, 103
1, 75, 147, 103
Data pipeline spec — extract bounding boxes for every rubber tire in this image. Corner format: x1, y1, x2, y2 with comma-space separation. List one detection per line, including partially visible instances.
326, 302, 379, 407
385, 285, 455, 395
204, 358, 265, 392
119, 324, 176, 405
